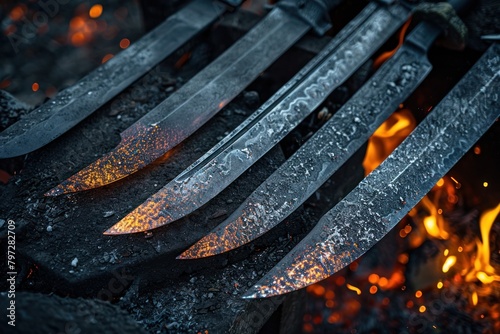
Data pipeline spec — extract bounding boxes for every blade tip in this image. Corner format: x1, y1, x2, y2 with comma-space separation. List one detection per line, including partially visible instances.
241, 287, 267, 299
103, 226, 134, 235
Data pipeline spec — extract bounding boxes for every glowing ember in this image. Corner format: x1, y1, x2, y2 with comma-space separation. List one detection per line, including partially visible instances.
9, 6, 26, 21
32, 82, 39, 92
472, 291, 478, 306
119, 38, 130, 49
368, 274, 379, 284
89, 4, 103, 19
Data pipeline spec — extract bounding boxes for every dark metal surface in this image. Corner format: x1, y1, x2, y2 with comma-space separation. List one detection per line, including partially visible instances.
180, 20, 441, 259
0, 0, 227, 159
104, 2, 412, 235
45, 6, 314, 196
243, 44, 500, 298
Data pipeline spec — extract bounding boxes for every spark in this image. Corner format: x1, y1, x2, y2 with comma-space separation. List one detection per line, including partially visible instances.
368, 274, 379, 284
120, 38, 130, 49
472, 291, 478, 306
442, 256, 457, 273
373, 17, 412, 68
346, 284, 361, 295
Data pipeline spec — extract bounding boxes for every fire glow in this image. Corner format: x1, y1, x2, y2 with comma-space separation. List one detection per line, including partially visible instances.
304, 109, 500, 332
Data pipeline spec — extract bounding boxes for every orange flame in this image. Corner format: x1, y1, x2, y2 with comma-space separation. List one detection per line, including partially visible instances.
420, 192, 449, 240
362, 108, 416, 175
465, 203, 500, 284
373, 17, 412, 69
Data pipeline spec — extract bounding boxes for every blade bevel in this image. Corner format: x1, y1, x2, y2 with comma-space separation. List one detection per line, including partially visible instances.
179, 22, 439, 258
46, 7, 311, 196
243, 44, 500, 298
0, 0, 226, 159
104, 2, 412, 235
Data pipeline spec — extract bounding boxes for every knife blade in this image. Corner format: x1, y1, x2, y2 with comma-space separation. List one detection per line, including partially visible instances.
179, 5, 463, 258
242, 43, 500, 298
0, 0, 233, 159
104, 1, 412, 235
45, 0, 344, 196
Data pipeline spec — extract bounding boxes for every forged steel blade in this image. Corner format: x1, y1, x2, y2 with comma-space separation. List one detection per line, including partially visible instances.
179, 19, 443, 259
0, 0, 229, 159
243, 44, 500, 298
46, 4, 318, 196
105, 2, 412, 235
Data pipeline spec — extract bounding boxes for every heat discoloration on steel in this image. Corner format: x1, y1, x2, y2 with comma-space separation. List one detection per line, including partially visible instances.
107, 3, 412, 235
181, 21, 436, 259
46, 8, 311, 195
244, 45, 500, 298
0, 0, 227, 159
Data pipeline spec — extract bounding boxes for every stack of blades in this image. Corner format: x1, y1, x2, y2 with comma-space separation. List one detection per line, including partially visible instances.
103, 1, 412, 234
